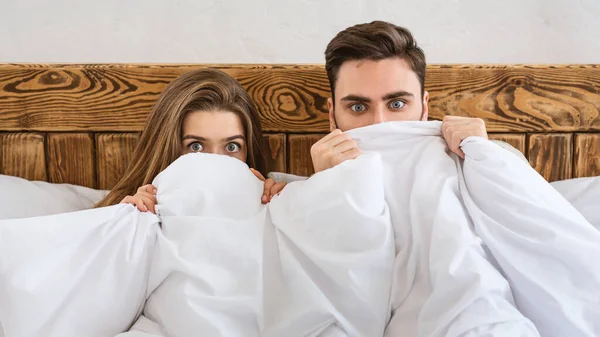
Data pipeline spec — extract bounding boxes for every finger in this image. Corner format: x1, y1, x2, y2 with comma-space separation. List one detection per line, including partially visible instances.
262, 178, 276, 203
332, 139, 358, 155
443, 115, 473, 123
319, 129, 343, 143
250, 168, 265, 181
447, 136, 465, 159
326, 133, 353, 148
134, 198, 148, 212
138, 184, 157, 195
449, 142, 465, 158
311, 132, 346, 155
333, 148, 361, 166
136, 191, 156, 200
120, 196, 135, 205
136, 194, 157, 214
269, 181, 287, 197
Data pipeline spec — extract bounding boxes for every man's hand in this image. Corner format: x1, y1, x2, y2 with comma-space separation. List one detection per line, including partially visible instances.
441, 116, 488, 158
310, 129, 361, 173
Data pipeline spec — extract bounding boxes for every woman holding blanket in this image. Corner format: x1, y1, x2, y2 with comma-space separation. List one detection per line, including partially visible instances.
96, 69, 286, 212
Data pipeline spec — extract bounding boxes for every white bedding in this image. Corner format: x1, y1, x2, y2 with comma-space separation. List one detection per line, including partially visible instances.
551, 176, 600, 229
1, 121, 599, 337
0, 205, 158, 337
131, 153, 394, 337
0, 174, 107, 220
345, 122, 600, 337
1, 153, 394, 337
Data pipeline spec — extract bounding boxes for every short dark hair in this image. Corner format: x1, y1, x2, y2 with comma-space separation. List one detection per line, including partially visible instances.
325, 21, 426, 101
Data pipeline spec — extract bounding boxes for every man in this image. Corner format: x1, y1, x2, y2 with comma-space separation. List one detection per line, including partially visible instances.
310, 21, 524, 173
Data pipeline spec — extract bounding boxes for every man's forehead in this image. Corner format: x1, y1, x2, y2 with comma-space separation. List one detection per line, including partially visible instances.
335, 58, 420, 98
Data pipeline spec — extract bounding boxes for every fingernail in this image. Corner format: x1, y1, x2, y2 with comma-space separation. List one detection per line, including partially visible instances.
262, 195, 267, 203
153, 189, 157, 194
143, 205, 148, 212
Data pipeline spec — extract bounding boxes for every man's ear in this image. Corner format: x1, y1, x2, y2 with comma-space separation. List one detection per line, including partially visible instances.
328, 97, 337, 131
421, 90, 430, 121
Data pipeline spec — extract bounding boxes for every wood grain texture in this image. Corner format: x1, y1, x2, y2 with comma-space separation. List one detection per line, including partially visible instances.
427, 65, 600, 132
488, 133, 526, 156
574, 133, 600, 178
0, 64, 330, 133
47, 133, 96, 188
288, 134, 324, 177
528, 133, 573, 182
96, 133, 139, 190
263, 133, 286, 174
1, 64, 599, 133
0, 132, 47, 180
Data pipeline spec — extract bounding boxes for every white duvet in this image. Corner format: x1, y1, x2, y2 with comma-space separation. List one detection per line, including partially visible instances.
1, 153, 394, 337
1, 121, 599, 337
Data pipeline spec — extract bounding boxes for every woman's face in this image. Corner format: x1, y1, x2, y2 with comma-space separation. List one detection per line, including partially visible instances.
181, 110, 248, 162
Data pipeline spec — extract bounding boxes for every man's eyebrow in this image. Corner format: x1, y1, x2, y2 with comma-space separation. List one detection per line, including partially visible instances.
382, 91, 414, 101
340, 94, 371, 103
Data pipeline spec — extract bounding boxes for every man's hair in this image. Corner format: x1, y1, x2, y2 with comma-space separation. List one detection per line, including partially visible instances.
325, 21, 426, 101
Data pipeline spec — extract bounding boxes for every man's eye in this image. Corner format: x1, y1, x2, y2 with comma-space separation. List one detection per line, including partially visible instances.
189, 142, 203, 152
390, 100, 405, 109
351, 104, 366, 112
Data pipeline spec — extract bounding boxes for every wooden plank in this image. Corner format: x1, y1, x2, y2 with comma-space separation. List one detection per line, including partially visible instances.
47, 133, 96, 188
96, 133, 139, 190
427, 65, 600, 132
0, 64, 330, 133
488, 133, 526, 157
1, 64, 599, 133
574, 133, 600, 178
288, 134, 324, 177
0, 132, 47, 181
263, 133, 286, 174
527, 133, 573, 182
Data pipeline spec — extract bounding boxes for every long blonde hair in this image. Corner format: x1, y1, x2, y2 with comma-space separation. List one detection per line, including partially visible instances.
97, 68, 267, 207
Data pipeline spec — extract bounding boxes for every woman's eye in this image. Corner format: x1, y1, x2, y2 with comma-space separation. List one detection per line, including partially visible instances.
226, 142, 241, 152
390, 100, 405, 109
189, 142, 203, 152
350, 104, 366, 113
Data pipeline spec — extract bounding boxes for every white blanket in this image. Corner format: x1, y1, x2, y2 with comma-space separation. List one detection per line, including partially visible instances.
345, 121, 600, 337
0, 206, 159, 337
2, 122, 599, 337
128, 153, 394, 337
1, 153, 394, 337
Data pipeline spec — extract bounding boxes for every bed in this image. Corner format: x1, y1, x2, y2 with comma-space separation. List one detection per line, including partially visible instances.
2, 63, 600, 337
0, 63, 599, 189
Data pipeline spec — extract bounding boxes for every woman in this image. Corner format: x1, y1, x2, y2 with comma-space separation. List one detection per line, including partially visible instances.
96, 68, 285, 213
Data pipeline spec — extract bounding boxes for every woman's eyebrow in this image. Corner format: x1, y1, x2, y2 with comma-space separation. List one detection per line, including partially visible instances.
223, 135, 245, 142
182, 135, 206, 141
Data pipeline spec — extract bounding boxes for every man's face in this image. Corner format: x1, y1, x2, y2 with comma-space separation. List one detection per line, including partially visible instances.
329, 58, 429, 132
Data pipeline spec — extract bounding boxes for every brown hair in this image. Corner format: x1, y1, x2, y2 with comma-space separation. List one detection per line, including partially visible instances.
96, 68, 267, 207
325, 20, 426, 101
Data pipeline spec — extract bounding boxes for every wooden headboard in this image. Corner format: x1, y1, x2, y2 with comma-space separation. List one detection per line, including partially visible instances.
1, 64, 599, 189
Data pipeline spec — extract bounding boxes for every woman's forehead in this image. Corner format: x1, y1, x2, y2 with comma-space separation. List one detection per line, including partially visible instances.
182, 110, 245, 140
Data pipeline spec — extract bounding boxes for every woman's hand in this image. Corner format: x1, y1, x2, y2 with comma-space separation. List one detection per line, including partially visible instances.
250, 168, 287, 204
120, 184, 158, 213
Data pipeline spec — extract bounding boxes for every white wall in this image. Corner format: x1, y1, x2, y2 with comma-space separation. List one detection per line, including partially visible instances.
2, 0, 599, 64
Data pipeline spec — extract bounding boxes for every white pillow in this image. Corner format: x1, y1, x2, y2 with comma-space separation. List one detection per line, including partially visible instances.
551, 176, 600, 229
0, 174, 107, 220
0, 205, 159, 337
